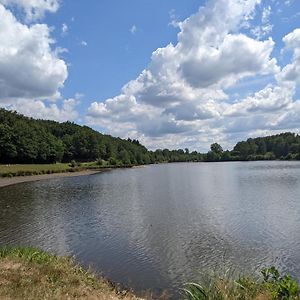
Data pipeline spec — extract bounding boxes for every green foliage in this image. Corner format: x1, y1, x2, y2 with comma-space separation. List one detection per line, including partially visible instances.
1, 109, 300, 165
0, 109, 206, 165
109, 157, 117, 165
96, 158, 104, 166
206, 132, 300, 162
183, 283, 207, 300
0, 247, 56, 264
0, 163, 72, 177
183, 267, 300, 300
231, 133, 300, 161
0, 109, 149, 165
210, 143, 223, 154
206, 151, 221, 162
69, 160, 79, 168
262, 267, 299, 299
151, 148, 203, 163
262, 266, 280, 282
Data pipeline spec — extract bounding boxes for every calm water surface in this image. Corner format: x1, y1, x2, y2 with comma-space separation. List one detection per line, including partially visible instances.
1, 162, 300, 298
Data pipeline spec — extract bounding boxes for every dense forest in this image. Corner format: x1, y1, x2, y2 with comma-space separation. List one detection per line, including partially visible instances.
0, 109, 300, 164
0, 108, 201, 165
206, 133, 300, 161
0, 109, 150, 164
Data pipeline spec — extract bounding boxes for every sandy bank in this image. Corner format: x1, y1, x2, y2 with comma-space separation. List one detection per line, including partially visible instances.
0, 170, 103, 188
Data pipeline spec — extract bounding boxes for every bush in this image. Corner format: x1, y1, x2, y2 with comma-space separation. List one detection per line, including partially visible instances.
183, 267, 300, 300
2, 172, 14, 178
108, 157, 117, 166
262, 267, 299, 299
96, 158, 103, 166
69, 160, 78, 168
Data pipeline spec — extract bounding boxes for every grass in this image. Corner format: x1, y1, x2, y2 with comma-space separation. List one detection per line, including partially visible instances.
0, 161, 134, 178
0, 247, 141, 300
183, 267, 300, 300
0, 163, 74, 177
1, 247, 299, 300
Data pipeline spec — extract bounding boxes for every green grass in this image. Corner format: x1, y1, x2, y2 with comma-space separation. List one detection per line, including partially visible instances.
0, 163, 72, 176
0, 163, 77, 177
0, 247, 140, 300
1, 248, 299, 300
183, 267, 300, 300
0, 161, 134, 178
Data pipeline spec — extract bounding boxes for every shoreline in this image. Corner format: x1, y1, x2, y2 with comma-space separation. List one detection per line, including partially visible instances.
0, 169, 104, 188
0, 247, 142, 300
1, 160, 298, 188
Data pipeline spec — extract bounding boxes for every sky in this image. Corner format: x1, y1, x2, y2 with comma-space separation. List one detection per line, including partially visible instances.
0, 0, 300, 151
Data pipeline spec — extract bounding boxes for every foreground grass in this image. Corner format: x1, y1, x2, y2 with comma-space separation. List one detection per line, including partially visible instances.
2, 247, 298, 300
0, 247, 141, 300
183, 267, 300, 300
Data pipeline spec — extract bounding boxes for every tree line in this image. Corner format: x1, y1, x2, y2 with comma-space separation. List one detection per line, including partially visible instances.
0, 109, 299, 164
0, 109, 202, 165
206, 133, 300, 161
0, 109, 150, 164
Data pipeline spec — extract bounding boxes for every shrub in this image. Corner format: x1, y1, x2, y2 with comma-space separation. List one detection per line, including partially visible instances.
108, 157, 117, 166
69, 160, 78, 168
96, 158, 103, 166
183, 267, 300, 300
262, 267, 299, 299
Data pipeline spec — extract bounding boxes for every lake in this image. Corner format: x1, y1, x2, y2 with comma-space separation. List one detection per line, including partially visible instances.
1, 161, 300, 298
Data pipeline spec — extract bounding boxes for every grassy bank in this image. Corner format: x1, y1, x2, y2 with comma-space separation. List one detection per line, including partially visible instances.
0, 161, 134, 178
1, 247, 300, 299
0, 163, 74, 177
0, 247, 141, 300
183, 267, 300, 300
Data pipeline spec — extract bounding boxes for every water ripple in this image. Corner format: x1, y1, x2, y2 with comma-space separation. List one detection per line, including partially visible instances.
1, 161, 300, 298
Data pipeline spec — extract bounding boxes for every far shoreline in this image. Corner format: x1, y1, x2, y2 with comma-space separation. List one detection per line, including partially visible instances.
1, 160, 299, 188
0, 169, 105, 188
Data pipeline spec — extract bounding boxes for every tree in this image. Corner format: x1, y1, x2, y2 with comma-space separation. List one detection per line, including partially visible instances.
210, 143, 223, 154
0, 124, 17, 162
257, 140, 267, 154
233, 141, 250, 160
0, 108, 151, 164
206, 151, 221, 161
119, 149, 131, 165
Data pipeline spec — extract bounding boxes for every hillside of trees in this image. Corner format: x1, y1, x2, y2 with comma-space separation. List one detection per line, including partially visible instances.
0, 109, 151, 164
206, 133, 300, 161
0, 108, 203, 165
0, 109, 299, 165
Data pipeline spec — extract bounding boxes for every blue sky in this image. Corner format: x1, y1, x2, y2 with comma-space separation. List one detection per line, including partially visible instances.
47, 0, 201, 110
0, 0, 300, 151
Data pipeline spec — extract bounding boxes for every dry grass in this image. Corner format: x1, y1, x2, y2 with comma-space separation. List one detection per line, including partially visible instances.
0, 163, 75, 177
0, 247, 142, 300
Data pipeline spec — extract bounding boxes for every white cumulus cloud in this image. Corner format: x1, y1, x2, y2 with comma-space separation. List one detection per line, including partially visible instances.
277, 28, 300, 84
0, 4, 67, 101
87, 0, 283, 150
5, 98, 79, 122
0, 1, 72, 123
0, 0, 59, 21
